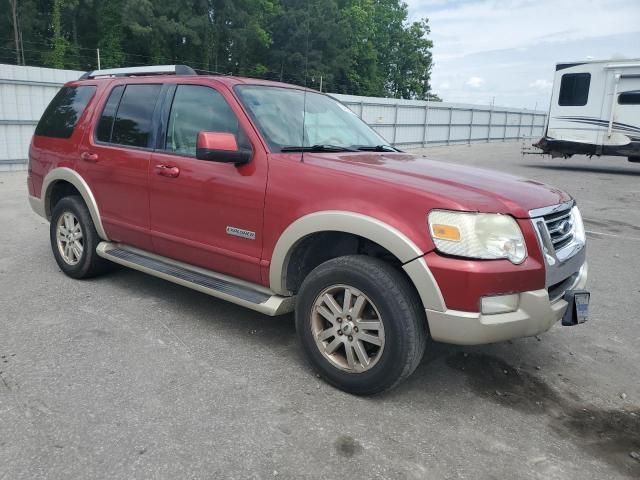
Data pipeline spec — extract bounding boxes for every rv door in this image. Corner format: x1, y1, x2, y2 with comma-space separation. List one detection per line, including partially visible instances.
599, 66, 640, 150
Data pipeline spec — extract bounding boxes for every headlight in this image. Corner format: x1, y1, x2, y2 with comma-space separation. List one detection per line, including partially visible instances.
428, 210, 527, 264
571, 206, 585, 243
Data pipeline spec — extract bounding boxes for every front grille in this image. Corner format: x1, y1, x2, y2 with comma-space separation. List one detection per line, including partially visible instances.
543, 208, 574, 251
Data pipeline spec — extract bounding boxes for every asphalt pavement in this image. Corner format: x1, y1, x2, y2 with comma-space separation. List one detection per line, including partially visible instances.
1, 141, 638, 479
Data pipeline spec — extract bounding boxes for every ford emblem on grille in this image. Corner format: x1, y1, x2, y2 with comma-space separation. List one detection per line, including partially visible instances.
558, 220, 572, 235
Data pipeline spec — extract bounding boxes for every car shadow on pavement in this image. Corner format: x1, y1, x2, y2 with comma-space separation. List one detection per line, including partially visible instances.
522, 163, 640, 177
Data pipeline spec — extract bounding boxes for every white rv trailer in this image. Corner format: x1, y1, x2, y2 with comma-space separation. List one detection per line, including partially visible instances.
534, 58, 640, 162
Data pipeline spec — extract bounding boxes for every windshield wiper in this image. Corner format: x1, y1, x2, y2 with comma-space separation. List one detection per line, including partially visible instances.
281, 144, 358, 152
353, 145, 398, 152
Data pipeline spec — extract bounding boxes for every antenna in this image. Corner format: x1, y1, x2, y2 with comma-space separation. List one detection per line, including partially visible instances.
300, 3, 312, 163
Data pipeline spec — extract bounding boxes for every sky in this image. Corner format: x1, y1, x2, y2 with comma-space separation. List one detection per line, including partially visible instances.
405, 0, 640, 110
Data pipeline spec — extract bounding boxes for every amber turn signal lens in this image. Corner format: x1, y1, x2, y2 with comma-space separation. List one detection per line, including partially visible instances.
431, 224, 461, 241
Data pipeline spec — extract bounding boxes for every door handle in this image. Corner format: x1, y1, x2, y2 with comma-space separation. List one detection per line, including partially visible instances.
80, 152, 99, 163
154, 164, 180, 178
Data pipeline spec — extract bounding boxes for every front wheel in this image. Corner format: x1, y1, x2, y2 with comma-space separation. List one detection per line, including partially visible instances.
295, 255, 428, 395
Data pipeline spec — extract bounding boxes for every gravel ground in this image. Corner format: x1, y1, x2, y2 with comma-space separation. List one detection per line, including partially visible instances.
1, 142, 639, 479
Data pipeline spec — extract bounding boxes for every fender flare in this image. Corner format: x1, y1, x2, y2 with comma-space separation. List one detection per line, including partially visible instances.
269, 211, 446, 312
41, 167, 110, 241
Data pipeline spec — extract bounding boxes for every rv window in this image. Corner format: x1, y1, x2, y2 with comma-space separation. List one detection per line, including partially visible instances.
558, 73, 590, 106
618, 91, 640, 105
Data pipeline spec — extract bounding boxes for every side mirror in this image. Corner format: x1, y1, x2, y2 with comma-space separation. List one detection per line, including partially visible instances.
196, 132, 252, 164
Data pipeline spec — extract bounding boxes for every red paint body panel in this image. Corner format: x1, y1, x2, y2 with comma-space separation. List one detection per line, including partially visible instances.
28, 81, 100, 200
29, 73, 577, 310
147, 79, 267, 283
424, 218, 546, 311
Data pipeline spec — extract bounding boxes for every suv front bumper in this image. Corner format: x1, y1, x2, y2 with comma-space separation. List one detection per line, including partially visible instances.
424, 262, 587, 345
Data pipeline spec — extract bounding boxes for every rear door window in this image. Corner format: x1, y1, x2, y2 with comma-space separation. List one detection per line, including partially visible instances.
109, 84, 162, 148
35, 86, 96, 138
558, 73, 590, 106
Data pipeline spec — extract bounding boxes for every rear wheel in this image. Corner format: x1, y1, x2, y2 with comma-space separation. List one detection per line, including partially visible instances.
296, 255, 428, 395
50, 196, 110, 279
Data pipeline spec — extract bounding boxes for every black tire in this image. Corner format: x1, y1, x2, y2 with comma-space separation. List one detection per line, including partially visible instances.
49, 195, 110, 279
295, 255, 428, 395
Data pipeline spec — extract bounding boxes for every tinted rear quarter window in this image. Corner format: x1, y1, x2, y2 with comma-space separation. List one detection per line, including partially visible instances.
558, 73, 590, 106
35, 86, 96, 138
618, 91, 640, 105
110, 84, 162, 148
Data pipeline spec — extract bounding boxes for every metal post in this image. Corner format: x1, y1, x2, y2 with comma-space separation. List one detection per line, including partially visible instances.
392, 103, 399, 146
487, 105, 493, 143
530, 113, 535, 137
97, 49, 101, 70
502, 111, 507, 142
422, 103, 429, 147
517, 112, 522, 139
446, 108, 453, 145
319, 75, 323, 93
359, 101, 365, 119
468, 109, 474, 144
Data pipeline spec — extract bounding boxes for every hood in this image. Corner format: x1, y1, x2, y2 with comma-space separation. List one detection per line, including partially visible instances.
302, 151, 570, 218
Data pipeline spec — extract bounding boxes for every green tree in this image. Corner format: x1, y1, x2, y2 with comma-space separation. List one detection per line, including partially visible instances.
0, 0, 438, 99
44, 0, 68, 68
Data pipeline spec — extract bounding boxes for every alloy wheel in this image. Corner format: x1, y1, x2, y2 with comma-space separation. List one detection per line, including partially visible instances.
56, 211, 84, 265
311, 284, 385, 372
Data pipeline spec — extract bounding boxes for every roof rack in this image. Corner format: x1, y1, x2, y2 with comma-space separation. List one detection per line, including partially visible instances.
79, 64, 196, 80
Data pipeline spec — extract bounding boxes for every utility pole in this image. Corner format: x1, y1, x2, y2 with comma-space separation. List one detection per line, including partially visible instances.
97, 48, 101, 70
19, 25, 25, 65
10, 0, 21, 65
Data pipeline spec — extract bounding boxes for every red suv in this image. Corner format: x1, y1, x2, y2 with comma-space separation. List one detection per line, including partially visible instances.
28, 65, 589, 395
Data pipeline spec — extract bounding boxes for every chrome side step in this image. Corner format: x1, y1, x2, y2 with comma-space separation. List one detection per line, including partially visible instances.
96, 242, 294, 316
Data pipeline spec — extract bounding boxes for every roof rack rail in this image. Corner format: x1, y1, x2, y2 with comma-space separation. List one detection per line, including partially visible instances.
79, 64, 196, 80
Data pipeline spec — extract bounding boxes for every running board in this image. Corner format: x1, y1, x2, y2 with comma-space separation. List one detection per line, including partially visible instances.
96, 242, 294, 316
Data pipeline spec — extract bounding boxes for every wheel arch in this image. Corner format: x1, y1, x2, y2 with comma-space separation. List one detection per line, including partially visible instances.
269, 211, 446, 311
42, 167, 110, 241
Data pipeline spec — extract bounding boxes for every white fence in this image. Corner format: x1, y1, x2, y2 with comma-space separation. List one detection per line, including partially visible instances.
0, 64, 547, 170
330, 94, 547, 149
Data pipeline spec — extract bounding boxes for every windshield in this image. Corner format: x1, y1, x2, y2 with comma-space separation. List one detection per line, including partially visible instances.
235, 85, 391, 152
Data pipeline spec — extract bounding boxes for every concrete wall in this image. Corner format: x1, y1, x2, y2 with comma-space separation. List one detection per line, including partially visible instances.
0, 64, 547, 170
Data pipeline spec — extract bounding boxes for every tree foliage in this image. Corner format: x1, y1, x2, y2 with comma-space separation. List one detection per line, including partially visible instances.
1, 0, 438, 99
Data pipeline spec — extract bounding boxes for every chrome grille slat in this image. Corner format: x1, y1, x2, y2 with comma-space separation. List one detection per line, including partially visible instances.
551, 229, 574, 243
542, 207, 574, 250
544, 211, 571, 224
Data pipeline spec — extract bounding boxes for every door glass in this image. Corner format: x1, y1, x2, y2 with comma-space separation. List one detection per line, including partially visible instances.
166, 85, 239, 156
111, 84, 162, 148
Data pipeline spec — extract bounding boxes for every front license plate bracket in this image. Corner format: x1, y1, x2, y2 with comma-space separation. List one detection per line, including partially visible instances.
562, 290, 590, 326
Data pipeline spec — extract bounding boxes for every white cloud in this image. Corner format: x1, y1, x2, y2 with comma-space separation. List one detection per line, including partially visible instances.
465, 76, 484, 88
529, 79, 553, 90
404, 0, 640, 108
410, 0, 640, 60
